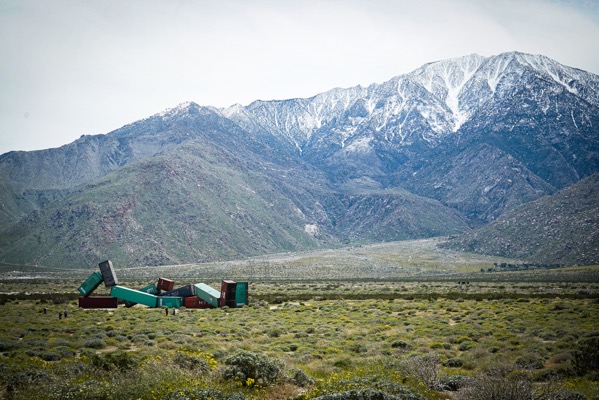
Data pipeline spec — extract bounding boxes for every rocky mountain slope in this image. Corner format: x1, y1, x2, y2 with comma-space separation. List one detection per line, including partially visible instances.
0, 51, 597, 267
442, 173, 599, 265
229, 52, 599, 222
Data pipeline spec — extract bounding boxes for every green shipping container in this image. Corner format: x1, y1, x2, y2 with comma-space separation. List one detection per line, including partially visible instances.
193, 283, 221, 308
125, 283, 159, 307
110, 285, 158, 308
157, 296, 183, 308
78, 272, 103, 297
235, 282, 248, 307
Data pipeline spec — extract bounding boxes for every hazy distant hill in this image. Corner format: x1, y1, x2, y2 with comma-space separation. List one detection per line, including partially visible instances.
442, 173, 599, 265
0, 51, 598, 267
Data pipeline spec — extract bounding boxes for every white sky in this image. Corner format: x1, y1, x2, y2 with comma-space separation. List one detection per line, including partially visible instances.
1, 0, 598, 155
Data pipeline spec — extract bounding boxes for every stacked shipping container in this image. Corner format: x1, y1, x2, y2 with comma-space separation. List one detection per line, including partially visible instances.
76, 259, 249, 310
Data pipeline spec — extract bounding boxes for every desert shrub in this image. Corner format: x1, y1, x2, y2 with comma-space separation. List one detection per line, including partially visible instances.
222, 351, 283, 386
173, 351, 210, 373
268, 328, 282, 338
349, 343, 368, 354
311, 389, 404, 400
288, 368, 315, 387
572, 331, 599, 378
163, 388, 245, 400
5, 369, 51, 392
516, 354, 545, 369
440, 375, 470, 391
91, 350, 138, 371
550, 352, 573, 364
39, 351, 61, 361
401, 354, 442, 390
391, 340, 409, 350
0, 339, 13, 351
458, 341, 473, 351
536, 388, 586, 400
334, 358, 353, 369
443, 358, 464, 368
455, 366, 533, 400
83, 338, 106, 349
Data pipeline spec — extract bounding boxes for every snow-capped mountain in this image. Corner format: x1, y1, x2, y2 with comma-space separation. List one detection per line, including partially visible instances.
1, 51, 598, 267
220, 51, 599, 220
224, 51, 598, 155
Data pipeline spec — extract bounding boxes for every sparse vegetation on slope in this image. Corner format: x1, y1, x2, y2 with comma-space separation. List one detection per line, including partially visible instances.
442, 173, 599, 265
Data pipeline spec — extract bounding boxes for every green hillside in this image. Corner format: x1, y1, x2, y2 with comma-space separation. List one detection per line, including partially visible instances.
442, 173, 599, 265
0, 139, 468, 268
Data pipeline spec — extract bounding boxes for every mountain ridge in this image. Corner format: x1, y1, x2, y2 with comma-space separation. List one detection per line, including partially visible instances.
1, 51, 598, 267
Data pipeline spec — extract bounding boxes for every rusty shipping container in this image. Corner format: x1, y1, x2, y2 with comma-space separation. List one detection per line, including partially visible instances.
78, 296, 118, 309
159, 284, 194, 298
98, 260, 119, 287
77, 271, 103, 297
184, 296, 213, 309
220, 280, 237, 308
157, 277, 175, 292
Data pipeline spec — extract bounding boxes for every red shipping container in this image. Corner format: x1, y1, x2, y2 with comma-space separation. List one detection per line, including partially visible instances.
78, 296, 118, 309
157, 277, 175, 292
220, 280, 237, 308
184, 296, 213, 309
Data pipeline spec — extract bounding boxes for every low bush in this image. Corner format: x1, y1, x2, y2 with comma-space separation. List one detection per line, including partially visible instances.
288, 368, 314, 387
443, 358, 463, 368
455, 366, 532, 400
174, 351, 211, 373
83, 338, 106, 349
91, 350, 138, 371
440, 375, 470, 391
163, 388, 245, 400
311, 389, 406, 400
222, 351, 283, 386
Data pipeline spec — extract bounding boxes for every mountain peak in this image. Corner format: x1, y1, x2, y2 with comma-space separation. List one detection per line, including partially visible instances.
158, 101, 201, 117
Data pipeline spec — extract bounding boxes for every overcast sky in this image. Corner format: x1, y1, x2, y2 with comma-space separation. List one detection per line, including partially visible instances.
1, 0, 598, 155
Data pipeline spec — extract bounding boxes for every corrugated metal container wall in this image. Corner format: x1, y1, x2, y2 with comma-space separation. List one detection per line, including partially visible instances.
110, 285, 157, 308
78, 296, 118, 308
98, 260, 119, 287
220, 280, 237, 308
193, 283, 221, 308
77, 272, 103, 297
157, 278, 175, 292
159, 285, 194, 298
125, 283, 160, 307
157, 296, 184, 308
184, 296, 213, 309
235, 281, 248, 307
140, 283, 159, 295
